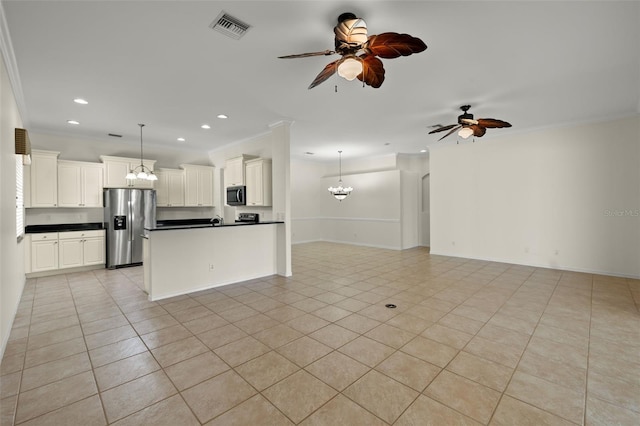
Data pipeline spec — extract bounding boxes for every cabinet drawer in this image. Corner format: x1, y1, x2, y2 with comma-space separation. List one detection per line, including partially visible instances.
59, 230, 105, 240
30, 232, 58, 241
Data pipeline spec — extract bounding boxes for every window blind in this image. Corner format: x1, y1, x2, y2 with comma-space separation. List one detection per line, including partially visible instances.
16, 155, 24, 239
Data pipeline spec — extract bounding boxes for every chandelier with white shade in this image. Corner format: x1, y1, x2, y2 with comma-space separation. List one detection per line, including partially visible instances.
328, 150, 353, 201
126, 124, 157, 181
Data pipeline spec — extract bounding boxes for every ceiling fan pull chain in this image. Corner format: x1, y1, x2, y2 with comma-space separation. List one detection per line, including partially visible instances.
335, 85, 338, 93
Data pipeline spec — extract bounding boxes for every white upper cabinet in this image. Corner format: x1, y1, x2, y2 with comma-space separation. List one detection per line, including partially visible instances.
182, 165, 214, 207
224, 155, 257, 187
57, 161, 104, 207
245, 158, 272, 207
224, 156, 244, 187
30, 150, 60, 207
155, 169, 185, 207
100, 155, 156, 188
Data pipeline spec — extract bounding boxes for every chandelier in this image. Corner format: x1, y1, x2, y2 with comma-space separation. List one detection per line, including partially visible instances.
328, 150, 353, 201
126, 124, 157, 181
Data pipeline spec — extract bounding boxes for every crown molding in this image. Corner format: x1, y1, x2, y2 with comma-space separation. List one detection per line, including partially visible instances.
0, 1, 28, 125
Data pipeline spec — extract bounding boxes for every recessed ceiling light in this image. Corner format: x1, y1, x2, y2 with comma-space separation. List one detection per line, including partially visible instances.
67, 120, 80, 125
73, 98, 88, 105
304, 152, 314, 155
177, 137, 186, 142
420, 149, 427, 153
201, 124, 211, 129
217, 114, 228, 119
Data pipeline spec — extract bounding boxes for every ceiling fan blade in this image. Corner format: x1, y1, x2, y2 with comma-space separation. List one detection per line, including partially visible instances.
438, 125, 462, 141
428, 124, 458, 134
357, 54, 385, 88
476, 118, 512, 128
278, 50, 335, 59
470, 124, 487, 137
365, 32, 427, 59
308, 60, 339, 89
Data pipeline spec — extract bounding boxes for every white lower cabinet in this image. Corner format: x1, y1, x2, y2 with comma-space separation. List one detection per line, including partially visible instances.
59, 231, 105, 268
30, 233, 59, 272
27, 230, 105, 274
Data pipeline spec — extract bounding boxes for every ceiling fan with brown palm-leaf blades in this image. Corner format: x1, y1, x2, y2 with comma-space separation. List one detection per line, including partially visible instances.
278, 12, 427, 89
429, 105, 512, 141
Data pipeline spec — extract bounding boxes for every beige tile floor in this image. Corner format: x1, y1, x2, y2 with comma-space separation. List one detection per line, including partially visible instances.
1, 242, 639, 425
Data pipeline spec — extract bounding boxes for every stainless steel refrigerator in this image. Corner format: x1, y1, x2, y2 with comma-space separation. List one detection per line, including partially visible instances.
104, 188, 156, 268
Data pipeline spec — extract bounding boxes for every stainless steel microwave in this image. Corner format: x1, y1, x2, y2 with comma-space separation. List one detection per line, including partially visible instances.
226, 185, 246, 206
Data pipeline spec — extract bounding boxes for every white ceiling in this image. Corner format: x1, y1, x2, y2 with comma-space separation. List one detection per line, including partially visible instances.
3, 1, 639, 161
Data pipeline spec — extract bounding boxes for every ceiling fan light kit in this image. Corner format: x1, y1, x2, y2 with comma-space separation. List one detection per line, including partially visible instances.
457, 127, 474, 139
337, 56, 363, 81
279, 12, 426, 89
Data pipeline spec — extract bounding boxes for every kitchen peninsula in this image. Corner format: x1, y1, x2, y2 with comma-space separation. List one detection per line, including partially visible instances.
143, 220, 284, 301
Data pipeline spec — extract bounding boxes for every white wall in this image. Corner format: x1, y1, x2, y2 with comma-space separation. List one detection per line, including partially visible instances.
430, 115, 640, 278
208, 122, 292, 276
290, 159, 325, 243
0, 52, 25, 358
322, 169, 403, 249
291, 155, 424, 250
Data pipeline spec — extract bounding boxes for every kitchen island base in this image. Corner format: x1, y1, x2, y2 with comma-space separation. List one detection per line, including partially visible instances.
144, 224, 280, 301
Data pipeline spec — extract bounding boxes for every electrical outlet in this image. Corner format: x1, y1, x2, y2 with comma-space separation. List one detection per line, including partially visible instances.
209, 264, 215, 270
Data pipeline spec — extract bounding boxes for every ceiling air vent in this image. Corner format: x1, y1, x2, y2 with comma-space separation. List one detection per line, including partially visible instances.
210, 12, 251, 40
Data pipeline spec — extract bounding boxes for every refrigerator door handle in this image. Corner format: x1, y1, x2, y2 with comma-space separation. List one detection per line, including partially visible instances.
128, 200, 133, 242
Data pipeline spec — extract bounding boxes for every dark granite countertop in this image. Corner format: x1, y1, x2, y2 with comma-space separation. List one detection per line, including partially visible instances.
147, 220, 283, 231
25, 222, 104, 234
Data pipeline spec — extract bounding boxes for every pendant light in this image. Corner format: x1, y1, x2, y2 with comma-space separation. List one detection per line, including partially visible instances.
328, 150, 353, 201
126, 124, 157, 181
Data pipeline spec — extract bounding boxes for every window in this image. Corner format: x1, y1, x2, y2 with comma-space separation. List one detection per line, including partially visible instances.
16, 154, 24, 239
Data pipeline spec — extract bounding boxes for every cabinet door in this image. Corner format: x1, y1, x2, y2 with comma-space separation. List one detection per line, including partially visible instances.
184, 168, 199, 206
83, 237, 105, 266
57, 163, 82, 207
104, 160, 130, 188
82, 165, 104, 207
224, 157, 244, 186
155, 171, 170, 206
245, 162, 262, 206
59, 238, 83, 268
32, 240, 59, 272
198, 169, 213, 206
167, 172, 185, 206
31, 154, 59, 207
